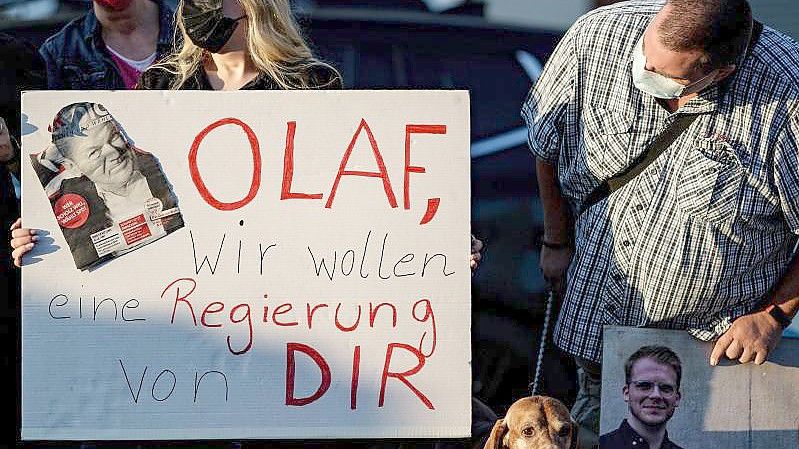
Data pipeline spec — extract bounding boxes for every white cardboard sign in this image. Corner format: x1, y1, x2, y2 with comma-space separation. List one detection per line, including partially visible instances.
21, 90, 471, 440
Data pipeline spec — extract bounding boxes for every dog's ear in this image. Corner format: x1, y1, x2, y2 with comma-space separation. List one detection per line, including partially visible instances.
483, 418, 508, 449
569, 418, 580, 449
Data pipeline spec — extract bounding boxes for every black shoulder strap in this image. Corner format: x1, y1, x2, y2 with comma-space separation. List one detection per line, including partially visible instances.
609, 114, 698, 191
581, 113, 698, 213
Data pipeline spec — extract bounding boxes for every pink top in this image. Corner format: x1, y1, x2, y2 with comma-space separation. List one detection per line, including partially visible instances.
109, 52, 144, 89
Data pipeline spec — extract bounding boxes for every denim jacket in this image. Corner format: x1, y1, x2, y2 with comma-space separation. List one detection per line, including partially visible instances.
38, 0, 175, 89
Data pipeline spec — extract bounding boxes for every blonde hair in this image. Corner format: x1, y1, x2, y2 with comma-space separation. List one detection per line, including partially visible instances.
154, 0, 341, 90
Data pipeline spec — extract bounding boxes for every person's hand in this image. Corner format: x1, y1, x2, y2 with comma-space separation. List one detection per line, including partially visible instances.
470, 234, 484, 273
709, 309, 784, 366
10, 218, 38, 267
539, 243, 573, 298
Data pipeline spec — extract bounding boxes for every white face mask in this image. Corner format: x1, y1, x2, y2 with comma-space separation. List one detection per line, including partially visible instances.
631, 36, 717, 99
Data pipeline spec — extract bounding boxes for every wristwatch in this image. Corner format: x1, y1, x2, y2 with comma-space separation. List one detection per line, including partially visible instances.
767, 304, 793, 329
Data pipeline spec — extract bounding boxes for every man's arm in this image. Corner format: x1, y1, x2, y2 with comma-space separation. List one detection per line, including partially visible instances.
710, 257, 799, 366
522, 22, 581, 295
769, 260, 799, 319
710, 109, 799, 366
536, 158, 573, 296
537, 159, 572, 244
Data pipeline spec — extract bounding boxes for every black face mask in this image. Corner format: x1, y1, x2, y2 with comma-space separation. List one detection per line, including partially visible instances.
182, 0, 246, 53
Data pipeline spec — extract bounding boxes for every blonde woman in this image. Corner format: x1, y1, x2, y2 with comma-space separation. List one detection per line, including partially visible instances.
137, 0, 342, 90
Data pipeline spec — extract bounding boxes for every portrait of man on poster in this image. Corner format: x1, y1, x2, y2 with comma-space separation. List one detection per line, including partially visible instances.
601, 345, 685, 449
30, 101, 183, 269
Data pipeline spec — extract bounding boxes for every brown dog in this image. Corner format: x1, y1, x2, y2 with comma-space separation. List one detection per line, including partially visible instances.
484, 396, 578, 449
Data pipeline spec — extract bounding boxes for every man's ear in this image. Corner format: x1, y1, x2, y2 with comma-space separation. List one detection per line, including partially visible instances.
623, 384, 630, 403
484, 418, 508, 449
674, 390, 682, 408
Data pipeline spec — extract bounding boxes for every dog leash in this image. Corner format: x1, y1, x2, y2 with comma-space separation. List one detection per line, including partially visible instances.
530, 289, 555, 396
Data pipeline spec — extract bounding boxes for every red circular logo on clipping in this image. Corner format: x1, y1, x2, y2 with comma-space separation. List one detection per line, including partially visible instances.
53, 193, 90, 229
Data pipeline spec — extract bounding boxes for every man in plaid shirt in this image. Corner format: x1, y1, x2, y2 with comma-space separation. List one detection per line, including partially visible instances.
523, 0, 799, 446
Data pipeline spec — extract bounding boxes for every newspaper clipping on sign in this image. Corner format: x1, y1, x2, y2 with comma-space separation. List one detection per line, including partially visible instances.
29, 102, 184, 270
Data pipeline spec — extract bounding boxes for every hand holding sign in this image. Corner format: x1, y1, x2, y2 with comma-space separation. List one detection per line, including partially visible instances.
10, 218, 37, 267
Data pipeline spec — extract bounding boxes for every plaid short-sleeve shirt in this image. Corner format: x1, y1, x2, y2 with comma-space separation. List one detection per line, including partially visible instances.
522, 0, 799, 363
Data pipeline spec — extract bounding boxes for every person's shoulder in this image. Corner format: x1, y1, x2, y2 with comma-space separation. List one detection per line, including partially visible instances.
747, 26, 799, 91
560, 0, 657, 59
571, 0, 661, 31
598, 422, 624, 444
39, 11, 93, 56
305, 63, 343, 89
598, 430, 616, 442
30, 154, 57, 186
664, 436, 685, 449
131, 148, 160, 170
